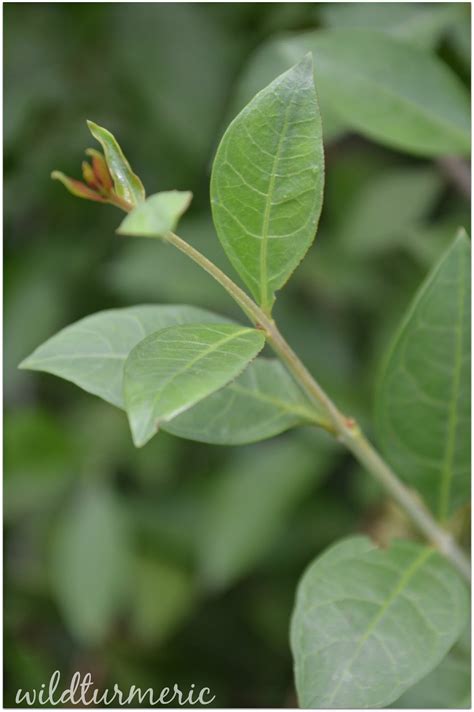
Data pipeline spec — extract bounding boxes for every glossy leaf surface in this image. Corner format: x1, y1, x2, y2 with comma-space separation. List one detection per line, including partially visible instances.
376, 233, 470, 519
211, 54, 324, 312
291, 536, 469, 708
20, 305, 227, 408
124, 323, 265, 447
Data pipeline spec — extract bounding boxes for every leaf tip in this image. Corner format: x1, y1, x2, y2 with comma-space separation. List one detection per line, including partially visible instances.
86, 118, 100, 134
295, 51, 314, 79
454, 226, 470, 246
17, 357, 31, 371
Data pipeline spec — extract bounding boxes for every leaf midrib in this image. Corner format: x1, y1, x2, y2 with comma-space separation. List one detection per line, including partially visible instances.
326, 547, 434, 706
259, 87, 297, 311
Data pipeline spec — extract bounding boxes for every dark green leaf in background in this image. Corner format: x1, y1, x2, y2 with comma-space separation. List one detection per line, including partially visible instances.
318, 2, 466, 49
335, 166, 443, 257
291, 536, 469, 708
376, 232, 471, 519
51, 483, 131, 646
232, 29, 470, 157
129, 556, 195, 646
198, 437, 336, 590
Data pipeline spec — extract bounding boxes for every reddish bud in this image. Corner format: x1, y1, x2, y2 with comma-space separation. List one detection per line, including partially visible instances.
51, 171, 108, 203
81, 161, 97, 188
86, 148, 113, 192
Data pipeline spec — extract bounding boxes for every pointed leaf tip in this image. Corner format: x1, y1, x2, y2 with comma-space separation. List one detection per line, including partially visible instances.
87, 120, 145, 207
51, 170, 108, 202
117, 191, 193, 238
455, 226, 470, 246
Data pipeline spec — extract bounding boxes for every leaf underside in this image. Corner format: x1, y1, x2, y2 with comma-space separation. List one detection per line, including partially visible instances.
291, 536, 469, 708
166, 357, 325, 444
20, 305, 326, 446
19, 305, 228, 408
376, 232, 471, 520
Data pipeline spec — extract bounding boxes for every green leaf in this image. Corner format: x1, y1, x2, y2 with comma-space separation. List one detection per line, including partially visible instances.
393, 642, 471, 708
231, 30, 470, 157
166, 358, 327, 444
20, 305, 228, 408
198, 437, 336, 590
211, 54, 324, 312
117, 191, 192, 238
376, 232, 470, 519
336, 166, 443, 257
124, 323, 265, 447
229, 40, 346, 145
290, 536, 469, 708
51, 483, 131, 646
319, 3, 464, 49
87, 120, 145, 206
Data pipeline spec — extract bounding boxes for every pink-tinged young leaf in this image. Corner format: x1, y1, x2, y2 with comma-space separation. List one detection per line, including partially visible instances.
81, 161, 97, 188
86, 148, 113, 191
51, 171, 108, 203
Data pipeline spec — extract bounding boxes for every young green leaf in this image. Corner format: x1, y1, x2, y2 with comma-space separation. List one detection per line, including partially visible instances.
87, 120, 145, 207
376, 232, 470, 520
290, 536, 469, 708
231, 30, 470, 157
19, 305, 229, 408
165, 358, 328, 444
123, 323, 265, 447
211, 54, 324, 313
117, 190, 192, 238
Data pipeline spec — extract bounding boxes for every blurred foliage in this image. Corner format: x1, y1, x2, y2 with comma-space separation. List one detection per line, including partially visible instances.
4, 3, 470, 707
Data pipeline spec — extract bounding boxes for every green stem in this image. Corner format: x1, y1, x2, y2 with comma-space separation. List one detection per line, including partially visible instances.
165, 231, 471, 583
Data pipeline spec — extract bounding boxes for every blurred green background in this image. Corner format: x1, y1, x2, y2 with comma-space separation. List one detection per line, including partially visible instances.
4, 3, 470, 707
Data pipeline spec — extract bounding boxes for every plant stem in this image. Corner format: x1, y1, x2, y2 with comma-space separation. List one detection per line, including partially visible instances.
165, 231, 471, 583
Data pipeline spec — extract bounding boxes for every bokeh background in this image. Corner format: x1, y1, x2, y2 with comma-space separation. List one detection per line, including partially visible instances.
4, 3, 470, 707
